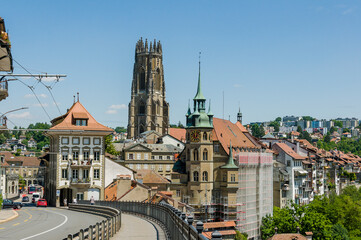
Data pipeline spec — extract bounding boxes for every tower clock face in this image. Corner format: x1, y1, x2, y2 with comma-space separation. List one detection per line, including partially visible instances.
190, 130, 201, 142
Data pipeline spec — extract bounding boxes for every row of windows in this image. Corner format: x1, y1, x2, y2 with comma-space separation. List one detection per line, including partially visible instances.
61, 137, 101, 145
193, 171, 208, 182
61, 169, 100, 180
62, 151, 100, 161
128, 153, 173, 160
188, 149, 208, 161
192, 171, 236, 182
128, 164, 172, 171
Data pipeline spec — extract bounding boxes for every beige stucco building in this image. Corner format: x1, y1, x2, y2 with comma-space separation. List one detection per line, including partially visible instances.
45, 100, 113, 206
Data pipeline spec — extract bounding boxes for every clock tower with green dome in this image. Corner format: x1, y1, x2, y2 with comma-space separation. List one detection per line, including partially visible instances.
183, 57, 215, 207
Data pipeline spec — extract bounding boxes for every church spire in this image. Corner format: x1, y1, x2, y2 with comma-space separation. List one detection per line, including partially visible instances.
194, 52, 206, 100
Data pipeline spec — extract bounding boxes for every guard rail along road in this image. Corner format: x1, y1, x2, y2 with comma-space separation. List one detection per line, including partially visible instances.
78, 200, 223, 240
64, 203, 121, 240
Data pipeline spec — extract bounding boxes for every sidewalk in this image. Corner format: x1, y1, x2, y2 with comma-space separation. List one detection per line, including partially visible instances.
0, 209, 18, 224
113, 213, 166, 240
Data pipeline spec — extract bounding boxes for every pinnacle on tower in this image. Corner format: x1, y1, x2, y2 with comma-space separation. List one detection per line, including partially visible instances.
207, 99, 214, 116
194, 53, 206, 100
145, 39, 148, 52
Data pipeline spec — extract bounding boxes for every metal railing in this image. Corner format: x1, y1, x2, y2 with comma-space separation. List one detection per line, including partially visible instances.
79, 200, 222, 240
65, 204, 121, 240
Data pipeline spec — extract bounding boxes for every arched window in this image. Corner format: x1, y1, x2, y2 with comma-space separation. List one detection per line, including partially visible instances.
203, 149, 208, 161
193, 171, 199, 182
203, 132, 207, 141
202, 171, 208, 181
139, 70, 145, 90
193, 149, 199, 161
155, 68, 161, 90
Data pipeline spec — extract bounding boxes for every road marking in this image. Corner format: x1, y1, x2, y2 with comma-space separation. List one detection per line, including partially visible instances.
24, 220, 28, 222
20, 209, 68, 240
13, 223, 20, 226
0, 227, 5, 229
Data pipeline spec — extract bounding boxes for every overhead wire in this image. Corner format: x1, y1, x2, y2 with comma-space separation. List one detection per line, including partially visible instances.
0, 47, 62, 118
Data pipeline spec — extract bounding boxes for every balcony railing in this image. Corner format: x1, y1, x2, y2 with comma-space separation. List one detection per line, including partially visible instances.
70, 178, 90, 185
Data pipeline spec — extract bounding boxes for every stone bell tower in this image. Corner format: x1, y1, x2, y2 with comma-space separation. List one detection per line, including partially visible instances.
127, 38, 169, 139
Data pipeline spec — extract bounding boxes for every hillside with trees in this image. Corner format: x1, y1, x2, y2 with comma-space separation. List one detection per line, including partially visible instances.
261, 186, 361, 240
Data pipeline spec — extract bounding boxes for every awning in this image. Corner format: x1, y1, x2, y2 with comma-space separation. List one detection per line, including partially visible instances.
295, 169, 308, 175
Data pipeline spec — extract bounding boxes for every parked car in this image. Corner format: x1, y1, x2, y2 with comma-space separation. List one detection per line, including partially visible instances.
36, 199, 47, 207
2, 199, 23, 209
32, 193, 41, 203
22, 196, 30, 203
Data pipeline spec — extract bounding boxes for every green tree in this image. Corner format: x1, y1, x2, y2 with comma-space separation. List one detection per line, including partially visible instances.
331, 223, 350, 240
302, 116, 315, 121
269, 121, 280, 132
114, 126, 126, 133
342, 128, 350, 133
299, 131, 312, 143
329, 126, 337, 134
105, 135, 119, 155
22, 139, 28, 146
324, 133, 331, 143
0, 133, 6, 144
334, 120, 343, 128
250, 124, 265, 138
234, 231, 248, 240
275, 117, 282, 122
15, 148, 21, 156
297, 126, 303, 133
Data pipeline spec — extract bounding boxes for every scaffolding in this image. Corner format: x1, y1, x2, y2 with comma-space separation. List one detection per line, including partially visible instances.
236, 151, 273, 239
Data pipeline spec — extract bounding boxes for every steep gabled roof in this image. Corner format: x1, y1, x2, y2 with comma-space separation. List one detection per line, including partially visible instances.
50, 101, 113, 132
212, 118, 261, 155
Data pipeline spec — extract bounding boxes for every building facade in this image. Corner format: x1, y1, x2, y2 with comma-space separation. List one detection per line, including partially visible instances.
45, 100, 113, 207
127, 38, 169, 139
171, 64, 273, 239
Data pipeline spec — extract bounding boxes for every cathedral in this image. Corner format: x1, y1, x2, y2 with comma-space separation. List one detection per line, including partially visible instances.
127, 38, 169, 139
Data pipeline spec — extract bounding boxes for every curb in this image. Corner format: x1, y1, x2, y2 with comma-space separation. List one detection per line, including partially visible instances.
0, 210, 19, 224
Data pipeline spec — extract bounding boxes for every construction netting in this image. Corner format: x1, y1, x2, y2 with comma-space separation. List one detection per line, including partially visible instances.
235, 151, 273, 239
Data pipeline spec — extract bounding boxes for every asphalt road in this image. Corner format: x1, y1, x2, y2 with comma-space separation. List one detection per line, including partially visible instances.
0, 206, 105, 240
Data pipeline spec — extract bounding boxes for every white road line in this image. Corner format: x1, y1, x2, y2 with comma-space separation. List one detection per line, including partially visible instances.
20, 209, 68, 240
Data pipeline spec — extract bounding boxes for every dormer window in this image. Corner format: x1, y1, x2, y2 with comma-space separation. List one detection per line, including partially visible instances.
75, 119, 88, 126
72, 112, 89, 126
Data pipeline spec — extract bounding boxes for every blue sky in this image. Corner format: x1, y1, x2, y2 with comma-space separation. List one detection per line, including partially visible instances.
1, 1, 361, 128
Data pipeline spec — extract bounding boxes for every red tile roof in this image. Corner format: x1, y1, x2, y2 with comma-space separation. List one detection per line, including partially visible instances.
50, 101, 113, 132
203, 221, 236, 229
212, 118, 261, 155
169, 128, 186, 142
273, 143, 307, 160
268, 233, 307, 240
135, 170, 170, 184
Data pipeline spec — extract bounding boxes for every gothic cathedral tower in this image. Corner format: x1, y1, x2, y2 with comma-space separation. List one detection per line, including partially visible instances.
127, 38, 169, 139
